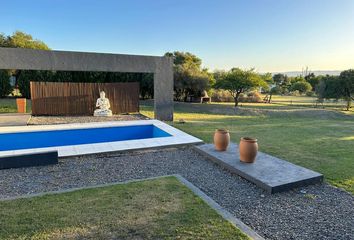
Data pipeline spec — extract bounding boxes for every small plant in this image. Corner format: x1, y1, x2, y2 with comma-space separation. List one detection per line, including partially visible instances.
304, 193, 317, 200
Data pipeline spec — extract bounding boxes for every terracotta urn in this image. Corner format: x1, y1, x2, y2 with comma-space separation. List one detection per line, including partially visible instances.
16, 98, 26, 113
239, 137, 258, 163
214, 129, 230, 151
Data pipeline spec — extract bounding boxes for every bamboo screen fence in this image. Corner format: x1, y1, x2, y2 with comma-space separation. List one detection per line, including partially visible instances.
30, 82, 139, 116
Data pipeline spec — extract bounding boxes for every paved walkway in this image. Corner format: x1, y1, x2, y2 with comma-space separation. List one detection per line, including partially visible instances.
0, 113, 31, 127
0, 147, 353, 240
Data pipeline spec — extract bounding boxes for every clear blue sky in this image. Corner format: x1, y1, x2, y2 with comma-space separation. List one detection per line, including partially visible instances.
1, 0, 353, 72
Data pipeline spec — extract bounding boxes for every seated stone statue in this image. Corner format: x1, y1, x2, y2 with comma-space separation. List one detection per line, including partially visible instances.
94, 91, 113, 116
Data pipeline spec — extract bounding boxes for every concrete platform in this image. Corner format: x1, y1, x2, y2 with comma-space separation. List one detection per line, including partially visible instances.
0, 113, 30, 127
194, 143, 323, 194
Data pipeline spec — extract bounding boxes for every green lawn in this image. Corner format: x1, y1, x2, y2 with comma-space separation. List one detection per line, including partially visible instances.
0, 176, 248, 240
141, 101, 354, 194
0, 98, 32, 113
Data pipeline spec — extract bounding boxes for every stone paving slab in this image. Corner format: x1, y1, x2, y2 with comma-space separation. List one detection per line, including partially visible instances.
0, 113, 30, 127
194, 143, 323, 193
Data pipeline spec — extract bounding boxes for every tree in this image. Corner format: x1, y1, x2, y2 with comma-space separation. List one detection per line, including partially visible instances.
0, 70, 12, 97
339, 69, 354, 110
316, 71, 354, 111
289, 76, 305, 84
272, 73, 290, 94
0, 31, 50, 98
316, 75, 340, 99
165, 51, 202, 68
165, 51, 213, 101
268, 86, 282, 103
290, 81, 312, 94
260, 72, 273, 91
214, 68, 266, 107
259, 72, 273, 103
304, 72, 321, 91
2, 31, 50, 50
0, 33, 7, 47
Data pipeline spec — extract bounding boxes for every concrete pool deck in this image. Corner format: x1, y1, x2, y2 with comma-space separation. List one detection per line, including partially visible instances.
0, 120, 203, 157
0, 113, 31, 127
195, 143, 323, 193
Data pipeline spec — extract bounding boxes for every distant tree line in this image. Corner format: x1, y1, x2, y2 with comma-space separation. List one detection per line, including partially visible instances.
269, 71, 353, 110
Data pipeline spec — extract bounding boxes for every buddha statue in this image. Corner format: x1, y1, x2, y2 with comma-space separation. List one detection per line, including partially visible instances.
94, 91, 113, 117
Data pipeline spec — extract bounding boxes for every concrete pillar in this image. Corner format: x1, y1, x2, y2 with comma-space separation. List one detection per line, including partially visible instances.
154, 57, 174, 121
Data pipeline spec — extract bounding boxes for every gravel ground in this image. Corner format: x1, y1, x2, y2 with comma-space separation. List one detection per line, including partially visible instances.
28, 114, 148, 125
0, 147, 353, 240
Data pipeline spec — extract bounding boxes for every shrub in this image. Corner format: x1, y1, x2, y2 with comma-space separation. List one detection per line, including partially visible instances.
290, 90, 301, 96
306, 91, 316, 97
290, 81, 312, 94
239, 91, 262, 103
0, 70, 12, 97
210, 89, 233, 102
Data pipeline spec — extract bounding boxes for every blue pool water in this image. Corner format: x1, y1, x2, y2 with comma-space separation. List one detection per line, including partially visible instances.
0, 125, 171, 151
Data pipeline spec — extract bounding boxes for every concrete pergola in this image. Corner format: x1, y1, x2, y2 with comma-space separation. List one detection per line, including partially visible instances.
0, 47, 174, 121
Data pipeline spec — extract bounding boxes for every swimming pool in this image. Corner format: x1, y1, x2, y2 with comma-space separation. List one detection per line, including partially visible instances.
0, 124, 171, 151
0, 120, 202, 157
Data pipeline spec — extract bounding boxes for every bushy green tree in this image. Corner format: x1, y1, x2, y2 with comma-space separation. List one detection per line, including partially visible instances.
316, 70, 354, 111
0, 70, 13, 97
272, 73, 290, 94
165, 51, 213, 101
214, 68, 266, 107
0, 31, 51, 98
289, 76, 305, 84
304, 73, 321, 90
290, 81, 312, 94
316, 75, 340, 99
339, 69, 354, 110
2, 31, 49, 50
260, 72, 273, 92
0, 33, 7, 47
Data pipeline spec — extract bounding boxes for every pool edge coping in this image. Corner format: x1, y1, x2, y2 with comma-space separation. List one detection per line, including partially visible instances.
0, 120, 203, 157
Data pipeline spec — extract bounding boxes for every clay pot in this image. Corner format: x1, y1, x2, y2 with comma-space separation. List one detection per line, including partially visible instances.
239, 137, 258, 163
214, 129, 230, 151
16, 98, 26, 113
